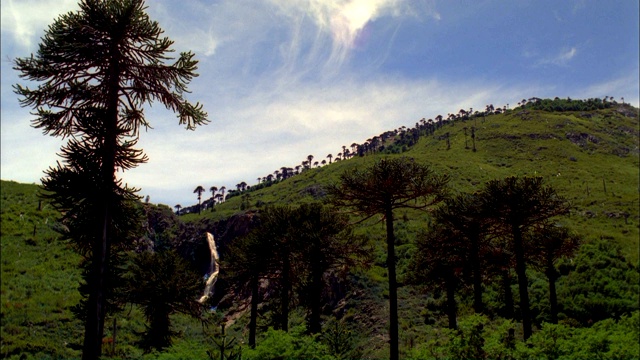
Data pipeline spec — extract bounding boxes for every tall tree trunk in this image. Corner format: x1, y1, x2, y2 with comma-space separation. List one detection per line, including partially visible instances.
281, 254, 290, 332
445, 270, 458, 330
546, 257, 559, 324
249, 275, 259, 348
385, 204, 399, 360
83, 40, 121, 360
512, 225, 532, 340
83, 152, 115, 359
146, 309, 171, 351
470, 233, 483, 314
308, 264, 323, 334
501, 268, 515, 320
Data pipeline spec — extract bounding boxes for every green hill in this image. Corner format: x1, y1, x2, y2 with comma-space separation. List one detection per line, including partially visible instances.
194, 102, 639, 263
1, 99, 638, 359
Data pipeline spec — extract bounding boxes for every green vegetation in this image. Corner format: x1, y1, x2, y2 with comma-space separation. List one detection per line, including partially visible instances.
2, 99, 638, 359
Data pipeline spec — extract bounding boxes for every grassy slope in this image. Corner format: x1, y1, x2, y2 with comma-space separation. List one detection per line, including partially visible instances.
0, 181, 83, 358
1, 105, 638, 358
188, 106, 640, 357
196, 106, 639, 263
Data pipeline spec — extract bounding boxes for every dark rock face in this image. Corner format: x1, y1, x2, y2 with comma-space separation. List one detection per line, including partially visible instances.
138, 204, 262, 304
174, 210, 260, 274
565, 132, 600, 147
169, 210, 261, 305
299, 184, 327, 199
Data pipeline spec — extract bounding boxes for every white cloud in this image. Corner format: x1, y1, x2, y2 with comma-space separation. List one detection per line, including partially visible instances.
536, 46, 578, 66
119, 74, 538, 206
0, 0, 79, 51
266, 0, 420, 69
577, 74, 640, 107
557, 47, 577, 63
2, 0, 635, 208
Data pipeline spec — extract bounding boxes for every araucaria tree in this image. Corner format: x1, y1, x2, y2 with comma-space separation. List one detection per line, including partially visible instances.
224, 204, 370, 348
479, 176, 569, 340
194, 185, 205, 214
124, 250, 203, 352
13, 0, 208, 358
328, 157, 449, 360
408, 224, 465, 330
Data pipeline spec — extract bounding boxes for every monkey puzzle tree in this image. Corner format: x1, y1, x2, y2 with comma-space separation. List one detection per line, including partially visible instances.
194, 185, 205, 214
407, 224, 466, 330
224, 227, 272, 349
526, 224, 580, 324
209, 186, 218, 211
433, 192, 492, 314
224, 206, 297, 346
479, 176, 569, 340
13, 0, 208, 357
328, 157, 449, 360
124, 249, 203, 352
292, 203, 371, 334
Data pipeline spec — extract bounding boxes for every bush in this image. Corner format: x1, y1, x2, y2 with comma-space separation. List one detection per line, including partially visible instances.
242, 326, 335, 360
558, 238, 639, 324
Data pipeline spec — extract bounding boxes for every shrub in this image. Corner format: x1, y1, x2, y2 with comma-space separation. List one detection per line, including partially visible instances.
242, 326, 335, 360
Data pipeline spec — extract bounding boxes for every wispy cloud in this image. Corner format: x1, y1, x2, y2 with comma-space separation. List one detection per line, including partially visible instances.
265, 0, 426, 71
535, 46, 578, 67
577, 73, 640, 107
119, 73, 540, 204
1, 0, 79, 51
2, 0, 637, 207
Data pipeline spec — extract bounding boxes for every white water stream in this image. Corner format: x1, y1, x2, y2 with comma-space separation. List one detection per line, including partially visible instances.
198, 232, 220, 304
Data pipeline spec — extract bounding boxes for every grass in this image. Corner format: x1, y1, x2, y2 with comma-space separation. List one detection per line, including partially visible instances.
193, 106, 639, 263
1, 181, 84, 358
1, 103, 638, 358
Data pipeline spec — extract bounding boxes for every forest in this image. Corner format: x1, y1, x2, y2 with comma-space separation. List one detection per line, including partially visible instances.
2, 0, 639, 359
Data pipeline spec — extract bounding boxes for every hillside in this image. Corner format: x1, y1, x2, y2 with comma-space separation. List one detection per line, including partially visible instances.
188, 100, 640, 263
1, 99, 639, 359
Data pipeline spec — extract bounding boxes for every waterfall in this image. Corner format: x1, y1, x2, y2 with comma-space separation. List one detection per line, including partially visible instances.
199, 232, 220, 304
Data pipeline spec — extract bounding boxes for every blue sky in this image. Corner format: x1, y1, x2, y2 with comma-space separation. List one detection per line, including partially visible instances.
1, 0, 638, 207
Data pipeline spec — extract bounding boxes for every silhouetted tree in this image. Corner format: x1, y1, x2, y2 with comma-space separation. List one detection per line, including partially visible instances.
14, 1, 208, 357
527, 224, 579, 323
292, 204, 371, 334
174, 204, 182, 216
224, 223, 274, 348
209, 186, 218, 212
463, 127, 469, 149
435, 193, 491, 314
194, 186, 205, 214
328, 157, 449, 360
219, 186, 226, 202
408, 225, 464, 329
124, 249, 202, 352
479, 176, 570, 340
471, 126, 477, 152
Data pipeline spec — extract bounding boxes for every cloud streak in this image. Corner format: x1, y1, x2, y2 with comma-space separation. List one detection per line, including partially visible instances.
120, 73, 541, 205
1, 0, 79, 51
535, 46, 578, 67
1, 0, 637, 207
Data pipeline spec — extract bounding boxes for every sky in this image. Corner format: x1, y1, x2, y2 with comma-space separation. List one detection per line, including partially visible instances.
1, 0, 639, 207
